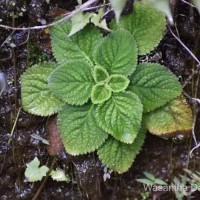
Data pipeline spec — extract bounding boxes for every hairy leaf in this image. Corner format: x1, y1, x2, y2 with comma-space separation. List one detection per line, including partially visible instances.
25, 157, 49, 182
68, 12, 93, 36
111, 2, 166, 55
51, 22, 102, 64
93, 66, 109, 83
142, 0, 173, 24
58, 104, 108, 155
128, 63, 182, 113
110, 0, 128, 22
96, 92, 143, 143
98, 127, 146, 173
108, 74, 130, 92
91, 84, 112, 104
21, 63, 64, 116
49, 60, 94, 105
93, 29, 138, 76
144, 97, 192, 136
91, 8, 110, 31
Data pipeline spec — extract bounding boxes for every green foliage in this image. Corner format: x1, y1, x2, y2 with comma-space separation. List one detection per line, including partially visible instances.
49, 60, 94, 105
98, 127, 146, 173
93, 29, 138, 76
110, 0, 128, 22
136, 171, 167, 186
111, 2, 166, 55
128, 63, 182, 113
25, 157, 49, 182
93, 66, 109, 83
25, 157, 70, 183
21, 1, 191, 173
90, 8, 110, 31
21, 63, 64, 116
96, 92, 143, 143
68, 12, 93, 37
50, 169, 70, 182
91, 84, 112, 104
109, 74, 130, 92
51, 22, 102, 64
58, 104, 108, 155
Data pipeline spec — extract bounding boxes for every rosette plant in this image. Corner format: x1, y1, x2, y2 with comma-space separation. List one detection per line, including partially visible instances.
21, 2, 192, 173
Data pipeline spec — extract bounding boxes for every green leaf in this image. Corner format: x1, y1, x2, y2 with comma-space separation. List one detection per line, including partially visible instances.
51, 22, 102, 64
21, 63, 64, 116
110, 0, 128, 22
111, 2, 166, 55
97, 127, 146, 173
128, 63, 182, 113
25, 157, 49, 182
93, 29, 138, 76
91, 84, 112, 104
50, 169, 70, 182
154, 178, 168, 185
143, 171, 156, 181
68, 12, 93, 37
91, 8, 110, 31
93, 66, 109, 83
49, 60, 94, 105
58, 103, 108, 155
96, 92, 143, 143
143, 0, 173, 24
136, 178, 154, 185
108, 74, 130, 92
144, 97, 193, 136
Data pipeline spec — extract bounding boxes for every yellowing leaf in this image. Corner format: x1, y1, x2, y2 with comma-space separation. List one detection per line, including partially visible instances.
68, 12, 93, 37
144, 97, 193, 137
110, 0, 128, 22
25, 157, 49, 182
91, 8, 110, 31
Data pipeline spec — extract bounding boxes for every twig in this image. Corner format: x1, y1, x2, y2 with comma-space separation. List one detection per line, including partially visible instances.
181, 0, 195, 7
83, 3, 110, 11
8, 107, 21, 145
167, 24, 200, 66
0, 0, 97, 31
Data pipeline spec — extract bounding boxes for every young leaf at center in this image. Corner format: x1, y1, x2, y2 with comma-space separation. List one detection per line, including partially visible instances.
48, 60, 95, 105
96, 92, 143, 143
108, 74, 130, 92
58, 104, 108, 155
93, 66, 109, 83
91, 84, 112, 104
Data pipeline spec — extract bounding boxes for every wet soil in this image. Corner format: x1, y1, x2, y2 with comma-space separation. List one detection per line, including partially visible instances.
1, 0, 200, 200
